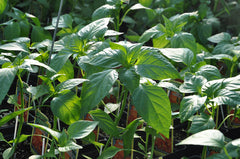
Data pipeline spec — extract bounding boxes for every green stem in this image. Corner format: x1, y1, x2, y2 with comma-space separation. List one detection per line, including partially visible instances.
201, 146, 207, 159
223, 146, 232, 159
217, 114, 234, 129
145, 133, 149, 154
149, 136, 156, 159
215, 104, 219, 129
12, 75, 25, 155
115, 89, 128, 125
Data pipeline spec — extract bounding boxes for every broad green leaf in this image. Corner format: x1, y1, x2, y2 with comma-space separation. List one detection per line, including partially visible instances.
54, 34, 83, 53
123, 119, 140, 156
132, 85, 171, 137
3, 147, 14, 159
160, 48, 194, 66
201, 79, 224, 97
157, 81, 180, 93
52, 14, 73, 28
208, 32, 231, 43
0, 42, 29, 53
31, 25, 52, 42
179, 95, 207, 122
87, 48, 124, 68
195, 65, 221, 81
51, 91, 81, 125
223, 74, 240, 91
211, 89, 240, 107
0, 56, 10, 65
119, 67, 140, 94
19, 59, 56, 73
55, 78, 88, 93
139, 24, 164, 43
134, 51, 180, 80
58, 60, 74, 82
92, 4, 115, 21
89, 109, 119, 136
212, 42, 234, 56
0, 0, 7, 14
47, 52, 72, 77
188, 113, 215, 134
98, 146, 121, 159
27, 85, 50, 100
25, 13, 41, 26
58, 141, 82, 152
28, 123, 61, 142
179, 73, 207, 94
176, 129, 225, 148
104, 103, 121, 114
0, 67, 17, 105
68, 120, 98, 139
80, 69, 118, 117
152, 34, 170, 48
130, 3, 149, 10
3, 21, 21, 40
105, 30, 123, 36
171, 32, 197, 55
204, 53, 233, 61
197, 21, 212, 44
78, 18, 110, 40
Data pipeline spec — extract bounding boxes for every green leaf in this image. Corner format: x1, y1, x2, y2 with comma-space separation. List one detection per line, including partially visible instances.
68, 120, 98, 139
0, 42, 29, 53
55, 78, 88, 93
8, 134, 31, 143
28, 123, 61, 142
78, 18, 110, 40
139, 24, 164, 43
222, 74, 240, 91
171, 32, 197, 56
80, 69, 118, 117
119, 67, 140, 94
212, 42, 234, 56
47, 52, 72, 77
130, 3, 149, 10
123, 119, 140, 156
179, 95, 207, 122
188, 113, 215, 134
87, 48, 123, 68
0, 0, 7, 14
31, 25, 52, 42
3, 147, 14, 159
52, 14, 73, 28
51, 91, 81, 125
104, 103, 121, 114
0, 132, 7, 142
58, 140, 82, 152
201, 79, 224, 97
92, 4, 115, 21
179, 73, 207, 94
98, 146, 121, 159
208, 32, 231, 43
152, 34, 170, 48
195, 65, 221, 81
19, 59, 56, 73
134, 51, 180, 80
176, 129, 225, 148
27, 85, 50, 100
211, 89, 240, 107
132, 85, 171, 137
0, 67, 17, 105
3, 21, 21, 40
157, 81, 180, 93
89, 109, 119, 136
160, 48, 194, 66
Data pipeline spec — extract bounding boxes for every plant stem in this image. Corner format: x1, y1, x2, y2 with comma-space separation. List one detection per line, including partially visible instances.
149, 136, 156, 159
215, 104, 219, 128
223, 146, 232, 159
115, 89, 128, 125
217, 114, 234, 129
201, 146, 207, 159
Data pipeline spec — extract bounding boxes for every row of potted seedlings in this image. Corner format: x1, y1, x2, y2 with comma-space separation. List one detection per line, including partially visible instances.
1, 0, 240, 159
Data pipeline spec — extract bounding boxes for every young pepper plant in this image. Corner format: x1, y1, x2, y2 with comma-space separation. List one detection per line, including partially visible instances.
78, 41, 180, 151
